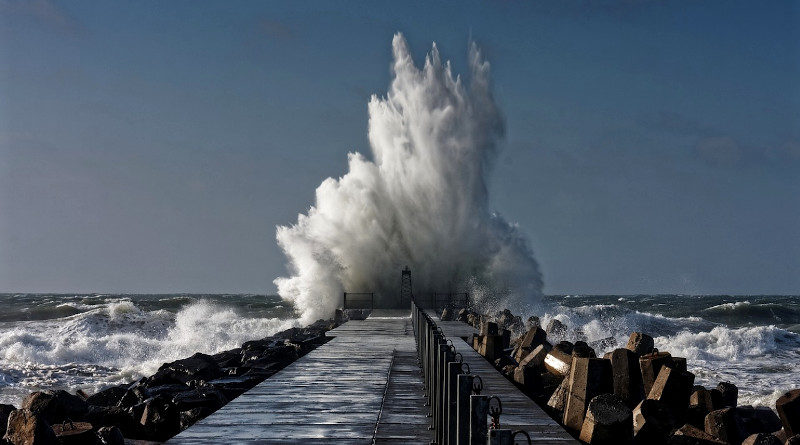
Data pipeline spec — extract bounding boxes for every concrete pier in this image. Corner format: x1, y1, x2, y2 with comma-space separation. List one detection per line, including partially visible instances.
171, 308, 576, 444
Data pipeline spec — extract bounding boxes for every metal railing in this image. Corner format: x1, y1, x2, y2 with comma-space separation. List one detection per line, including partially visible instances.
343, 292, 374, 309
415, 292, 471, 313
411, 300, 531, 445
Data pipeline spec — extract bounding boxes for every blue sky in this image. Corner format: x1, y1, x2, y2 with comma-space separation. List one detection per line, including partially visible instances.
1, 0, 798, 294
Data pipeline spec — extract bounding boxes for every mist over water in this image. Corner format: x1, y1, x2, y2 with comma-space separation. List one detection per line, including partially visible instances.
275, 34, 542, 322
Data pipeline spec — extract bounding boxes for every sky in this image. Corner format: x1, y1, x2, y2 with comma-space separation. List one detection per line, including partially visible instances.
0, 0, 798, 295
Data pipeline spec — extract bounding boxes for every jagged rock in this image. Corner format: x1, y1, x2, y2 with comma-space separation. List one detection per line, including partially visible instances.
478, 334, 504, 362
480, 321, 499, 336
777, 389, 800, 437
149, 353, 223, 386
610, 348, 645, 408
210, 349, 243, 368
573, 341, 597, 358
563, 357, 613, 430
96, 426, 124, 445
86, 385, 127, 407
21, 390, 88, 425
171, 387, 227, 412
671, 424, 726, 445
117, 385, 150, 408
0, 404, 15, 438
627, 332, 655, 356
519, 344, 549, 371
554, 341, 574, 355
741, 433, 782, 445
640, 352, 686, 396
138, 395, 180, 441
546, 319, 568, 338
691, 388, 715, 412
547, 377, 570, 414
544, 348, 573, 377
736, 406, 783, 437
51, 421, 93, 444
526, 316, 541, 330
593, 336, 618, 351
717, 382, 738, 408
3, 409, 58, 445
179, 406, 214, 430
633, 399, 675, 445
579, 393, 633, 445
84, 405, 135, 432
441, 308, 453, 321
705, 407, 747, 445
648, 366, 695, 418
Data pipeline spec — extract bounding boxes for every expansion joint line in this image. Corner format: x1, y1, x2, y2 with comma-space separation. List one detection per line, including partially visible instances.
372, 348, 398, 444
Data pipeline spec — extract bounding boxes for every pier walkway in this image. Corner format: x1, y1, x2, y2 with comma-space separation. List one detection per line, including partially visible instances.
170, 312, 431, 444
172, 309, 575, 444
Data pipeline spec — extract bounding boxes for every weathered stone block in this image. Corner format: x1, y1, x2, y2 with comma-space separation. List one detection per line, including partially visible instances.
519, 344, 549, 371
634, 399, 675, 444
0, 404, 15, 438
573, 341, 597, 358
640, 352, 687, 397
705, 407, 746, 445
717, 382, 738, 408
563, 357, 614, 431
480, 321, 499, 336
777, 389, 800, 437
670, 424, 726, 445
579, 393, 633, 445
736, 406, 783, 437
741, 433, 782, 445
22, 390, 89, 425
96, 426, 125, 445
611, 348, 645, 408
648, 366, 695, 418
544, 348, 573, 377
547, 377, 570, 415
627, 332, 655, 356
546, 319, 568, 338
3, 409, 58, 445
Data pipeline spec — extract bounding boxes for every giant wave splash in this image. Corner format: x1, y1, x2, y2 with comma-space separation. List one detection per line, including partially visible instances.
275, 34, 543, 322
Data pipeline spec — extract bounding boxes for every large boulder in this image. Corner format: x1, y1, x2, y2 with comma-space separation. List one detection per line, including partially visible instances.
626, 332, 655, 356
21, 390, 88, 424
564, 357, 614, 431
741, 433, 782, 445
705, 407, 747, 445
3, 409, 58, 445
149, 353, 223, 386
633, 399, 675, 445
86, 385, 127, 407
579, 393, 633, 445
777, 389, 800, 437
670, 424, 726, 445
138, 395, 180, 441
717, 382, 738, 408
0, 404, 15, 438
546, 319, 568, 338
610, 348, 645, 408
95, 426, 124, 445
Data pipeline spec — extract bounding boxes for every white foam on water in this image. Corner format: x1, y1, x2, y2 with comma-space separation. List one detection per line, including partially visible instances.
0, 300, 297, 406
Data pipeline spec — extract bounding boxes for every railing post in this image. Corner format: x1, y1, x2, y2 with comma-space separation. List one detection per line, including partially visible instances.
470, 394, 488, 445
445, 360, 462, 445
488, 429, 513, 445
456, 374, 474, 445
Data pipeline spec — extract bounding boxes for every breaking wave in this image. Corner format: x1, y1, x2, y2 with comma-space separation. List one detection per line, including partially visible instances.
275, 34, 543, 323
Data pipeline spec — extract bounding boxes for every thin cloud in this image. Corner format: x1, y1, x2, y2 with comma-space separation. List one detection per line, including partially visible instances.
0, 0, 85, 36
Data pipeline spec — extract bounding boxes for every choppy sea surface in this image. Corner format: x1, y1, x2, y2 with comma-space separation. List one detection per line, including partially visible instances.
0, 293, 797, 409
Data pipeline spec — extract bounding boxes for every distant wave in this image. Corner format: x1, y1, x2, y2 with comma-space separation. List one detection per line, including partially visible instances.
0, 298, 297, 406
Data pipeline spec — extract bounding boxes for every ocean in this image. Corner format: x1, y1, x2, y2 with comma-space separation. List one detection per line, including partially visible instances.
0, 293, 797, 410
